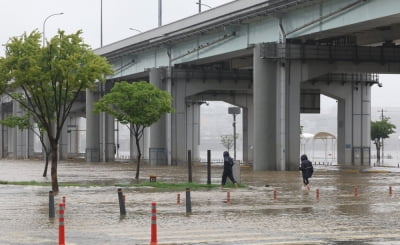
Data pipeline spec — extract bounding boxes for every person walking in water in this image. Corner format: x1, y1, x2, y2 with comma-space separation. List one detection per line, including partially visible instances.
222, 151, 238, 188
299, 154, 313, 191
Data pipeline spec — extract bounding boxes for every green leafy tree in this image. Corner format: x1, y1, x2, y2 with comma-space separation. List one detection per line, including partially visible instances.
371, 119, 396, 163
220, 134, 239, 153
0, 113, 51, 177
94, 81, 174, 180
0, 30, 113, 193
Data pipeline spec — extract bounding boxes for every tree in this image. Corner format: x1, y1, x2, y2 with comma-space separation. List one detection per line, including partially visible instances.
371, 119, 396, 164
220, 134, 239, 153
0, 30, 113, 193
94, 81, 174, 180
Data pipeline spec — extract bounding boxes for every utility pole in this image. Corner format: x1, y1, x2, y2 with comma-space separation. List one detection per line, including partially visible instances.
158, 0, 162, 27
198, 0, 202, 12
100, 0, 103, 47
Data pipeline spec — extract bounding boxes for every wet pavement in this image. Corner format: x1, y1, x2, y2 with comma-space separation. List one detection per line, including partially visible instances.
1, 160, 400, 244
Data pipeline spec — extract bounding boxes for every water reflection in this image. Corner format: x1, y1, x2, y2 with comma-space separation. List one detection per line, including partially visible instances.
1, 160, 400, 244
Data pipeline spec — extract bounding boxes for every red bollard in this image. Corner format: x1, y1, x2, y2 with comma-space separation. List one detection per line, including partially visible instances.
273, 189, 277, 200
226, 191, 231, 203
316, 188, 320, 199
177, 193, 180, 204
389, 186, 393, 195
354, 186, 358, 197
59, 203, 65, 245
150, 202, 157, 245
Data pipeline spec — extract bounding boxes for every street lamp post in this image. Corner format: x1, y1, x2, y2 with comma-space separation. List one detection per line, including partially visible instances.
158, 0, 162, 27
101, 0, 103, 47
42, 12, 64, 47
196, 1, 212, 12
228, 107, 241, 161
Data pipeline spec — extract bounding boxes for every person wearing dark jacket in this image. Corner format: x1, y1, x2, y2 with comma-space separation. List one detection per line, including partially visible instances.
299, 154, 313, 191
221, 151, 238, 188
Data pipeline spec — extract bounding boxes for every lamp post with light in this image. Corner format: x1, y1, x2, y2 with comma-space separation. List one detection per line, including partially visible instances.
42, 12, 64, 47
228, 107, 241, 161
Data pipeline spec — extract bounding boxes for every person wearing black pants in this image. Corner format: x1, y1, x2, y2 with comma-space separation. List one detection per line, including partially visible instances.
299, 154, 313, 191
221, 151, 238, 188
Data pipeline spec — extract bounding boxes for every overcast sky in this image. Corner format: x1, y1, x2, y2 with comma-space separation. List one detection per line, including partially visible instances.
0, 0, 233, 51
0, 0, 398, 109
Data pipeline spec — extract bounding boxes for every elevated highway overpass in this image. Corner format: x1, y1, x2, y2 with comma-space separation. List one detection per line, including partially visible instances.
3, 0, 400, 170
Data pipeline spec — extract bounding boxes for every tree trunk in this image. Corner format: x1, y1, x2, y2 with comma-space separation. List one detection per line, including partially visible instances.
42, 152, 50, 177
40, 133, 50, 177
50, 141, 59, 193
135, 137, 142, 180
376, 143, 381, 164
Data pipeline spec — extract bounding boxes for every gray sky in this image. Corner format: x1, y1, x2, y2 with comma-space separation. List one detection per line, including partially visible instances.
321, 74, 398, 111
0, 0, 232, 51
372, 75, 399, 108
0, 0, 398, 109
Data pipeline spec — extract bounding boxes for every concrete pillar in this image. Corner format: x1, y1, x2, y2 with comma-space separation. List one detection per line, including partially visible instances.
242, 107, 249, 163
100, 112, 115, 162
253, 44, 277, 170
130, 124, 135, 160
7, 121, 12, 158
171, 70, 187, 166
334, 78, 371, 165
166, 67, 173, 166
149, 68, 167, 165
286, 61, 302, 170
16, 127, 26, 158
58, 123, 68, 160
360, 82, 371, 165
303, 73, 372, 166
242, 100, 254, 164
337, 99, 347, 164
86, 88, 100, 162
67, 116, 80, 155
348, 80, 371, 165
143, 127, 150, 160
12, 100, 18, 159
277, 58, 287, 170
186, 102, 201, 162
11, 103, 34, 159
14, 101, 22, 158
27, 119, 34, 159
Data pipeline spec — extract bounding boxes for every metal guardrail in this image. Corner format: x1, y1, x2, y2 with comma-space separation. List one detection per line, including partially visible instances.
261, 43, 400, 63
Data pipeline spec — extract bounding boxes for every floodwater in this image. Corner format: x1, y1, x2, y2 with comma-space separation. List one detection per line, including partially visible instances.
1, 160, 400, 244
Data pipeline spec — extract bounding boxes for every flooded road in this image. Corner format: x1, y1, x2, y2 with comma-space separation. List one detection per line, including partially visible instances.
1, 160, 400, 244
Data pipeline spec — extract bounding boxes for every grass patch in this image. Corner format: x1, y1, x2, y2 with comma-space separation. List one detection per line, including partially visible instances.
0, 180, 50, 186
117, 181, 221, 190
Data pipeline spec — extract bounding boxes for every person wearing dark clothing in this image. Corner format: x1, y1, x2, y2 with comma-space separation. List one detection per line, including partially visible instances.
299, 154, 313, 190
221, 151, 238, 188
